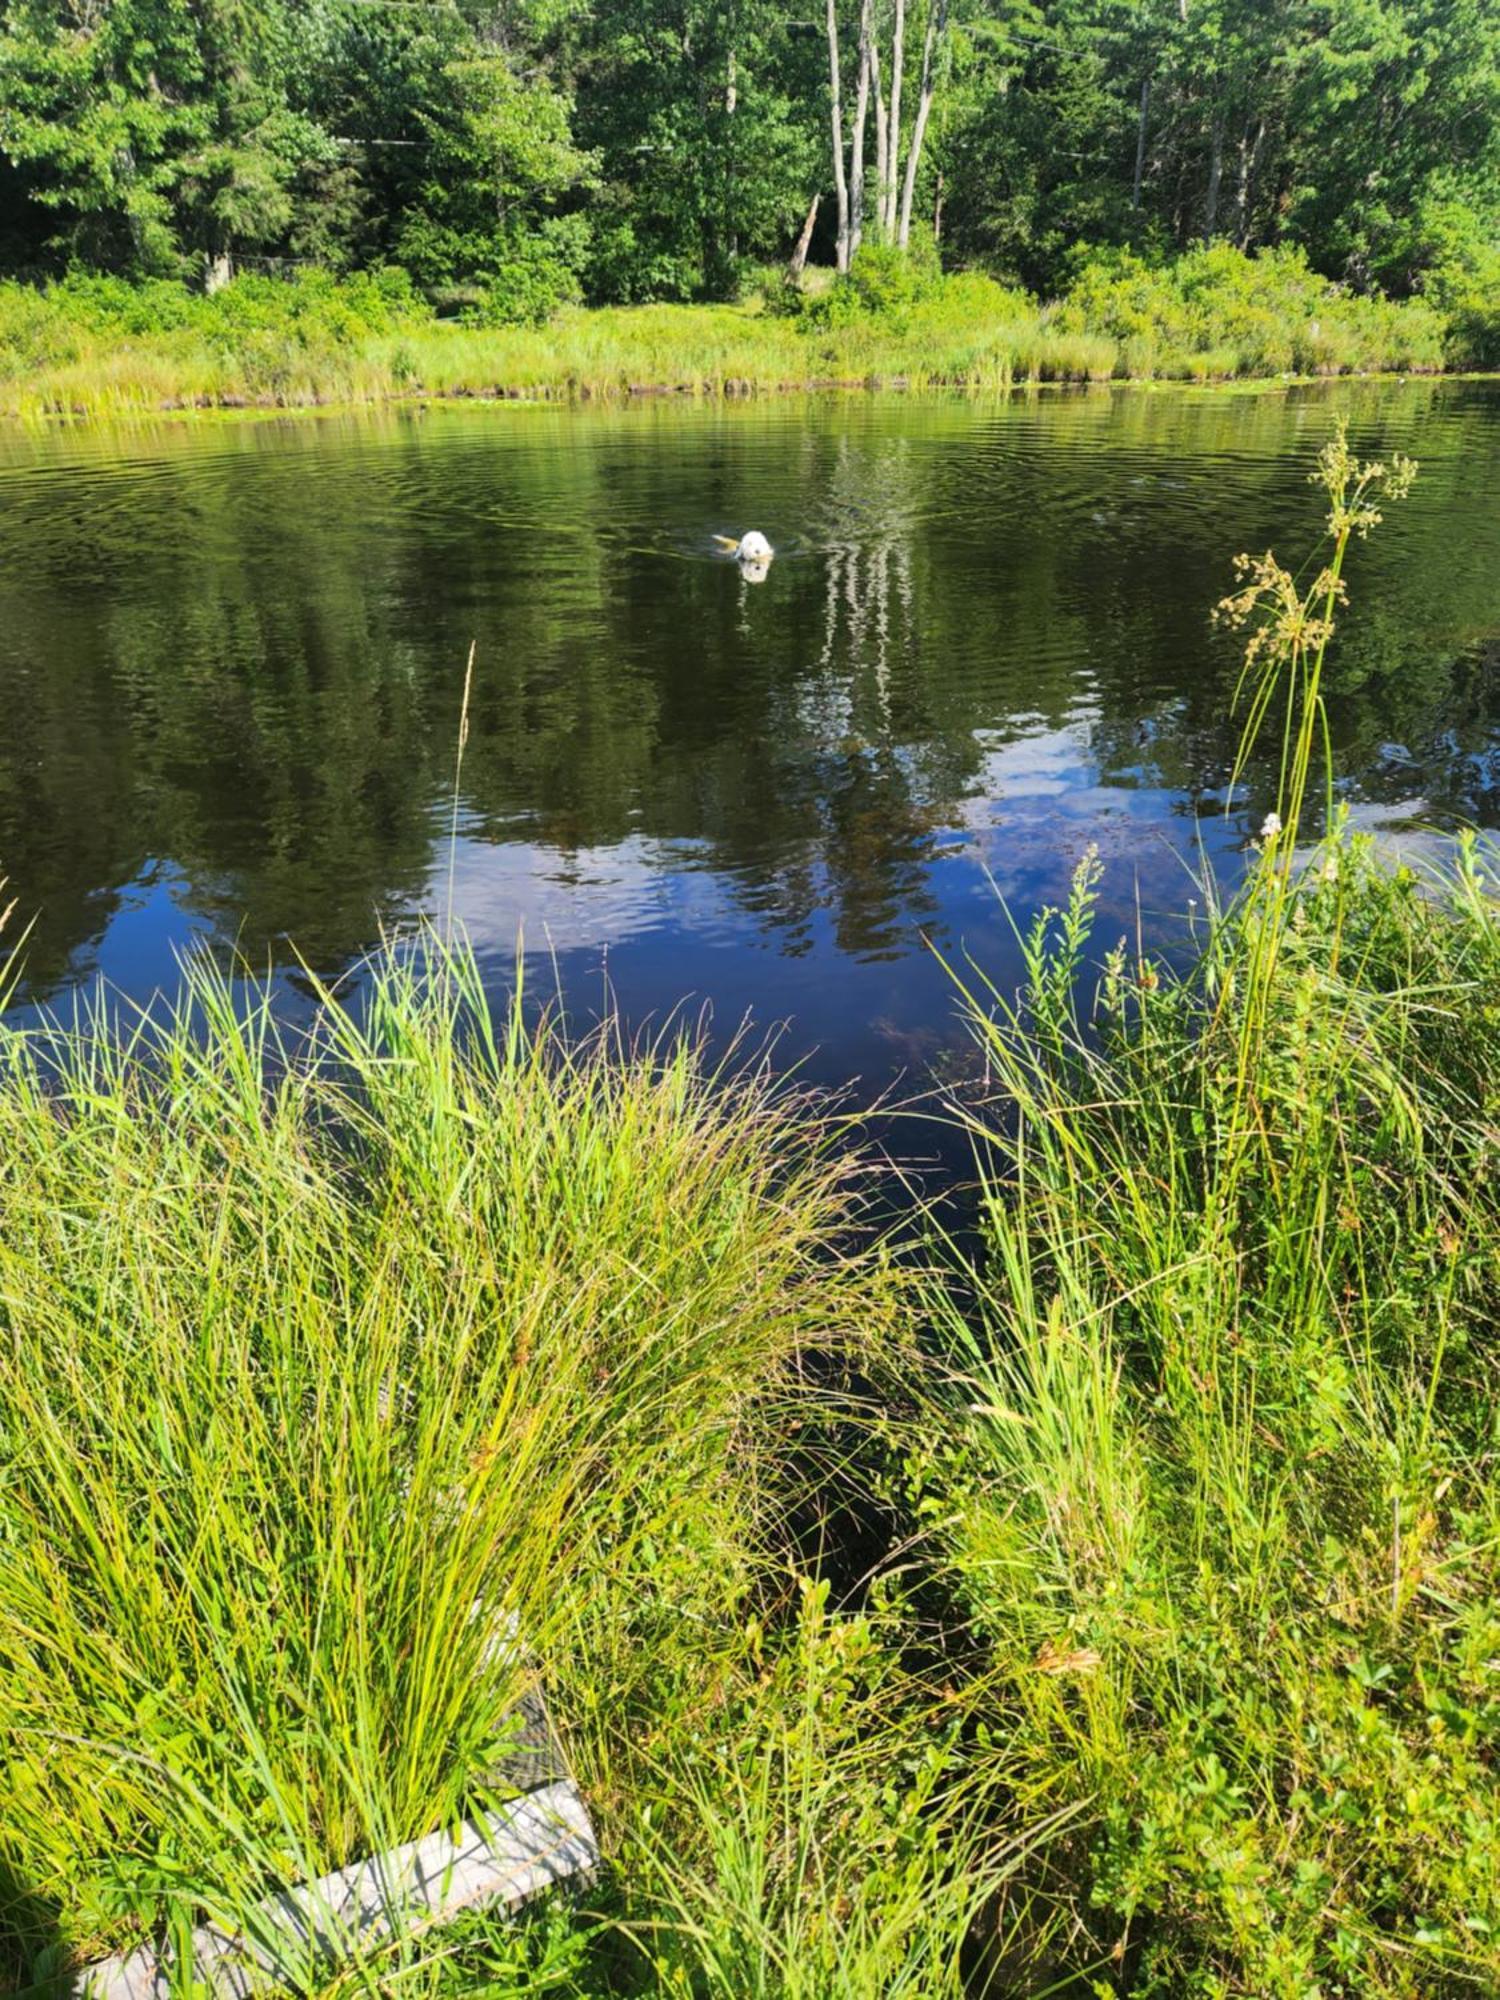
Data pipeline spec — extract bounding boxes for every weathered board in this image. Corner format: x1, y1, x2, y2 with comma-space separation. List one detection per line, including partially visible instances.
76, 1779, 598, 1999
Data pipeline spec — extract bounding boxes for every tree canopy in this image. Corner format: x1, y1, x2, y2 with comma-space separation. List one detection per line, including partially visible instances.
1, 0, 1496, 312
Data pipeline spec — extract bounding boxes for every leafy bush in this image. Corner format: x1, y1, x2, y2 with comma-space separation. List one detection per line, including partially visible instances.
464, 216, 591, 327
1054, 243, 1448, 377
0, 284, 80, 378
806, 233, 942, 328
1427, 245, 1500, 370
205, 268, 430, 342
45, 273, 206, 337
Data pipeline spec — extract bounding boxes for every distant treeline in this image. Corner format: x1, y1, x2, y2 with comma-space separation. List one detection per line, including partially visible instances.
0, 0, 1496, 341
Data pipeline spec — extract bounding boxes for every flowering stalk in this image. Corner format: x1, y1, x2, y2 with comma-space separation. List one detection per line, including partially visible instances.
1213, 423, 1416, 1077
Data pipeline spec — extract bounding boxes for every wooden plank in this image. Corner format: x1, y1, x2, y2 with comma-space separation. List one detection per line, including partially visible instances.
76, 1780, 598, 1999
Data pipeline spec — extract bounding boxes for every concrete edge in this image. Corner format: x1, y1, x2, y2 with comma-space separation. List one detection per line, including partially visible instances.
75, 1779, 598, 1999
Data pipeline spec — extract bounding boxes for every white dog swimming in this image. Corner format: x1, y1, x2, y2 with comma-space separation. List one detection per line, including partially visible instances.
713, 530, 774, 563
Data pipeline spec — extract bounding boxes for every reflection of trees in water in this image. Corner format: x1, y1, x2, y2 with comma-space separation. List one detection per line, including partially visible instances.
0, 449, 439, 999
1, 386, 1498, 1001
751, 437, 942, 959
815, 438, 919, 713
1089, 626, 1500, 837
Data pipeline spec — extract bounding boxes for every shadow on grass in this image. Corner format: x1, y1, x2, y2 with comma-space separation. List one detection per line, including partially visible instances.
0, 1858, 72, 1998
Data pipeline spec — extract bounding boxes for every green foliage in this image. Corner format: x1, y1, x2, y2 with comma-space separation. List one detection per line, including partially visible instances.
924, 435, 1500, 1994
463, 217, 592, 328
567, 0, 821, 303
0, 927, 1019, 1992
1423, 228, 1500, 370
807, 233, 943, 328
0, 244, 1473, 418
939, 0, 1500, 301
1056, 243, 1448, 376
0, 0, 1493, 317
934, 827, 1500, 1994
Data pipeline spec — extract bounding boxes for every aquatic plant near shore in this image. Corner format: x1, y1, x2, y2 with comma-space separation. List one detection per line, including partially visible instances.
929, 432, 1500, 1993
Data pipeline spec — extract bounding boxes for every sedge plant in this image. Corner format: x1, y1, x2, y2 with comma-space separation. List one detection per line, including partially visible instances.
0, 909, 1058, 1997
0, 930, 913, 1989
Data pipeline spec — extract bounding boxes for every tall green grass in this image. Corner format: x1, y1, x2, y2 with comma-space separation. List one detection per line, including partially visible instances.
928, 432, 1500, 1994
0, 934, 1043, 1993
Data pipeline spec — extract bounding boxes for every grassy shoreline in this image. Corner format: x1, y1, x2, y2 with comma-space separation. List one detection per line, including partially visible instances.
2, 249, 1483, 425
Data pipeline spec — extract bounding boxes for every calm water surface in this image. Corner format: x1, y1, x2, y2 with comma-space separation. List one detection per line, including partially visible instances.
2, 382, 1497, 1093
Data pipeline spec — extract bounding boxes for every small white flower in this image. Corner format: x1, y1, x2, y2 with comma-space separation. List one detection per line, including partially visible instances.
1259, 812, 1283, 841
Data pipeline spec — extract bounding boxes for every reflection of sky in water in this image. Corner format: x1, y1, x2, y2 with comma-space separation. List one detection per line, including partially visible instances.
425, 714, 1250, 1091
1, 383, 1497, 1098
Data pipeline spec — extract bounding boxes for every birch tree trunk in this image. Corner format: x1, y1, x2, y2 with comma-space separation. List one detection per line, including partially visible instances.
1132, 75, 1150, 209
884, 0, 905, 236
848, 0, 875, 261
896, 0, 946, 248
827, 0, 851, 269
1203, 109, 1224, 243
724, 35, 738, 267
871, 28, 888, 244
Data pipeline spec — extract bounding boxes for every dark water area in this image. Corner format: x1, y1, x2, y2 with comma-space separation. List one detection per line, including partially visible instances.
1, 380, 1497, 1119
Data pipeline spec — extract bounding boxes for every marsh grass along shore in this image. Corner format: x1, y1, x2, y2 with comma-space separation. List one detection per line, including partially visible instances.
1, 433, 1499, 1997
1, 246, 1485, 425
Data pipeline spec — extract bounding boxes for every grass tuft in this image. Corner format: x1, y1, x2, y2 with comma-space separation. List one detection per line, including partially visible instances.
0, 933, 1015, 1993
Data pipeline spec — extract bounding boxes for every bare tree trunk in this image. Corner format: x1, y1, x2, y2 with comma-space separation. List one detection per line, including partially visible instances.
871, 28, 888, 244
848, 0, 875, 261
724, 36, 738, 267
884, 0, 906, 235
932, 169, 944, 243
827, 0, 851, 269
788, 193, 821, 277
1234, 116, 1266, 248
897, 0, 946, 248
1202, 110, 1224, 243
1132, 75, 1150, 209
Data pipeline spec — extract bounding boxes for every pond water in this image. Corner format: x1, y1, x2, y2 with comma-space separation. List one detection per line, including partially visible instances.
1, 381, 1497, 1095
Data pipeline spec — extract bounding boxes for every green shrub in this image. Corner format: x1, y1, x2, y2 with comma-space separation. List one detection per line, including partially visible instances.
1427, 244, 1500, 370
807, 233, 942, 329
464, 216, 591, 327
46, 273, 205, 337
0, 284, 78, 379
1053, 242, 1448, 377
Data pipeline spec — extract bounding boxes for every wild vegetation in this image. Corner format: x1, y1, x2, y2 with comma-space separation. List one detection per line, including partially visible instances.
0, 246, 1471, 422
0, 0, 1495, 414
1, 425, 1498, 1995
923, 431, 1500, 1995
2, 0, 1496, 307
0, 935, 1027, 1994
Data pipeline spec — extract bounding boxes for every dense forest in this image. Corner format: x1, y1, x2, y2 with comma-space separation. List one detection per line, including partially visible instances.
1, 0, 1496, 321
